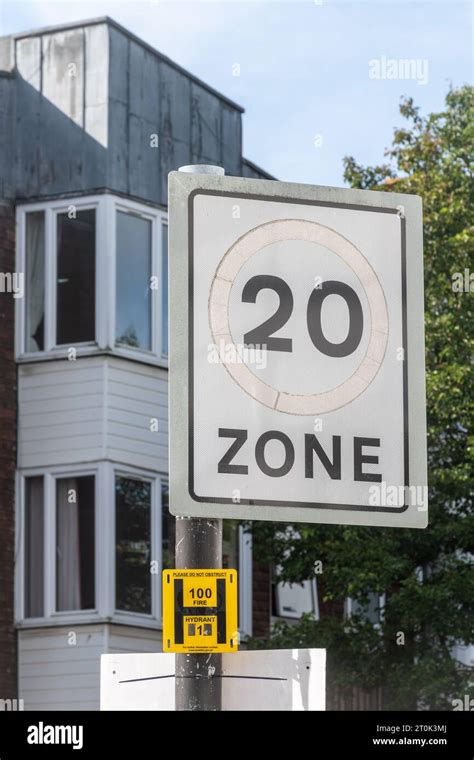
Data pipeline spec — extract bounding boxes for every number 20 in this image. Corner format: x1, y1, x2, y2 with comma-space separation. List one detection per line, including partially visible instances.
242, 275, 364, 357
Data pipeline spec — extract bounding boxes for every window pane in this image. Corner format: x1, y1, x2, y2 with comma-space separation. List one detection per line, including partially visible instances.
116, 212, 151, 350
25, 212, 45, 352
161, 225, 168, 356
25, 477, 44, 617
161, 481, 174, 569
56, 210, 96, 345
223, 521, 239, 570
56, 476, 95, 611
351, 593, 382, 624
115, 476, 151, 613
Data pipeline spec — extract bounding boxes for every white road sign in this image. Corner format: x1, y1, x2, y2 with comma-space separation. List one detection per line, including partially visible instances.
169, 173, 427, 527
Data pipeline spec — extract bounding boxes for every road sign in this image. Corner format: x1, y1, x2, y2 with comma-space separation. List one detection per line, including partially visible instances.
162, 569, 238, 653
169, 173, 427, 528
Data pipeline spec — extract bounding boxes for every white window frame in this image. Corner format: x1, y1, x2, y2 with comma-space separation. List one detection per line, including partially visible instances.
345, 593, 386, 628
16, 465, 254, 632
15, 462, 163, 629
274, 576, 319, 622
111, 463, 162, 628
238, 526, 253, 639
15, 193, 168, 366
16, 463, 104, 627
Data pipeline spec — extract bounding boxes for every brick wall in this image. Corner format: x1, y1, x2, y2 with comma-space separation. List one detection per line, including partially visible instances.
0, 201, 17, 697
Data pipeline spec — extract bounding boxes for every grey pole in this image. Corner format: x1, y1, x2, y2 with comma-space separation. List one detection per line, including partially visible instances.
174, 163, 225, 712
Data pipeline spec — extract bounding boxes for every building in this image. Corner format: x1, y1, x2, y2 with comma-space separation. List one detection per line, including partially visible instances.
0, 16, 277, 710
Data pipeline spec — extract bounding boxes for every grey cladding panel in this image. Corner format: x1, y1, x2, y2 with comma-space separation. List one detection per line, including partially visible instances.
159, 138, 191, 206
129, 114, 160, 200
13, 26, 109, 198
14, 37, 42, 197
0, 36, 14, 73
191, 82, 222, 164
108, 26, 128, 104
84, 24, 108, 147
8, 20, 250, 202
108, 98, 129, 193
0, 76, 14, 198
129, 40, 160, 124
16, 37, 41, 87
159, 62, 191, 145
221, 105, 241, 177
15, 75, 42, 197
42, 30, 84, 127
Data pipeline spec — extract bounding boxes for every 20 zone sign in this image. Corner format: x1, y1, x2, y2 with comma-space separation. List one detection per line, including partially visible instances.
169, 172, 427, 529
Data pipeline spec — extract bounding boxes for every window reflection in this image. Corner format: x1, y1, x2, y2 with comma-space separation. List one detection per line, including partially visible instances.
25, 212, 45, 352
116, 212, 151, 350
115, 476, 151, 614
56, 210, 96, 345
161, 225, 168, 356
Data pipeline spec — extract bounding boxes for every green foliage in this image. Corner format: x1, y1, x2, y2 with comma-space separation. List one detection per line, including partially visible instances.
250, 86, 474, 710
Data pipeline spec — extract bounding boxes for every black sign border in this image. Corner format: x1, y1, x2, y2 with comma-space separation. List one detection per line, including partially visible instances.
188, 190, 409, 513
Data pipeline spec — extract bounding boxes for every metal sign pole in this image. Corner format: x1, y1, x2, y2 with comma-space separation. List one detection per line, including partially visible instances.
174, 517, 223, 710
174, 164, 225, 712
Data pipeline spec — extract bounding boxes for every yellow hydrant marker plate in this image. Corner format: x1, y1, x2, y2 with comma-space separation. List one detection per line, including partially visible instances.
163, 569, 238, 653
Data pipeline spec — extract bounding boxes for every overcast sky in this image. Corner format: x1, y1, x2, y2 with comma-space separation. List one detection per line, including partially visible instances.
1, 0, 472, 185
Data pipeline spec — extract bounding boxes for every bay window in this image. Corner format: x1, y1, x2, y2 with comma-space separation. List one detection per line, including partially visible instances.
18, 467, 252, 635
18, 466, 167, 625
16, 195, 168, 361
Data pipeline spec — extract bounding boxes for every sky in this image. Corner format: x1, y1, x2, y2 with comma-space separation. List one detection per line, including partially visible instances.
1, 0, 472, 186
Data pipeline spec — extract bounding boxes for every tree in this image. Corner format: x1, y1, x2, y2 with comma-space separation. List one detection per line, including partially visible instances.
250, 86, 474, 710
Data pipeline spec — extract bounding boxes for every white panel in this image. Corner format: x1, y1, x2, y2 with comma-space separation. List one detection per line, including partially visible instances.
20, 380, 103, 400
106, 358, 169, 473
21, 436, 101, 456
18, 624, 169, 711
108, 381, 166, 407
100, 649, 326, 711
18, 356, 169, 471
18, 625, 105, 711
18, 359, 104, 468
108, 364, 168, 395
21, 407, 102, 428
108, 396, 166, 419
107, 447, 168, 473
108, 421, 167, 447
108, 407, 168, 432
107, 625, 162, 654
20, 394, 103, 415
19, 627, 105, 650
